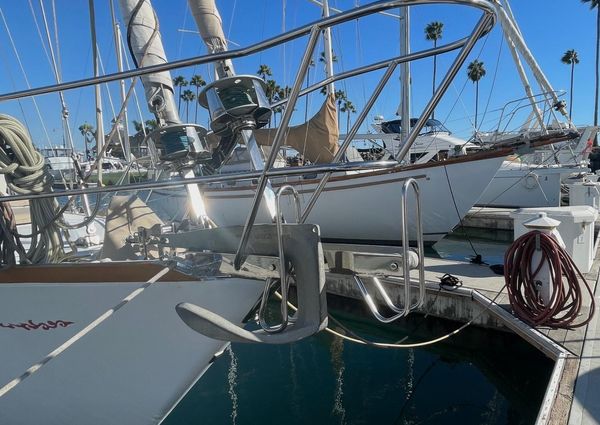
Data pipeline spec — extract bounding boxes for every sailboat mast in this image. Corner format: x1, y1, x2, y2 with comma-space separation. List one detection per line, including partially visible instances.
37, 0, 75, 152
110, 0, 131, 165
322, 0, 335, 95
399, 6, 410, 146
89, 0, 104, 185
495, 0, 569, 126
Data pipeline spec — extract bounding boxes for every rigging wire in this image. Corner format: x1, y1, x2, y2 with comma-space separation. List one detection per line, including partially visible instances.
98, 49, 127, 154
442, 164, 481, 259
38, 0, 75, 151
0, 8, 53, 147
51, 0, 63, 81
27, 0, 52, 68
479, 34, 504, 128
0, 38, 32, 133
120, 33, 149, 137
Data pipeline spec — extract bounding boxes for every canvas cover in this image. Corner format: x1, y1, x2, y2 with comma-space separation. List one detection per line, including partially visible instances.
253, 93, 339, 164
99, 195, 163, 261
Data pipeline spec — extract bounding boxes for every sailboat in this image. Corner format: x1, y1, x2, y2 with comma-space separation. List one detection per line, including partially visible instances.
352, 116, 596, 209
0, 1, 579, 424
146, 0, 578, 245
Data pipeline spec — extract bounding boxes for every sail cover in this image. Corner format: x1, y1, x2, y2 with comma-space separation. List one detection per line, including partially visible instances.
253, 94, 340, 164
187, 0, 228, 52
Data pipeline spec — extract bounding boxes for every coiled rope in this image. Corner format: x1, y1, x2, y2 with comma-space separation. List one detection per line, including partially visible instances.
0, 114, 65, 263
504, 231, 595, 329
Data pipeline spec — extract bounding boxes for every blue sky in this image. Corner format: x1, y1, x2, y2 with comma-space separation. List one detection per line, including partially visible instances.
0, 0, 597, 150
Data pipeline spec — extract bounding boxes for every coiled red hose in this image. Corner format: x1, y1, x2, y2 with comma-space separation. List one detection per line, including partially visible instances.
504, 231, 596, 329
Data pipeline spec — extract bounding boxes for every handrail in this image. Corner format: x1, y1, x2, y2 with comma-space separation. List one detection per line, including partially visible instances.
401, 178, 425, 311
492, 90, 567, 140
233, 0, 498, 268
352, 178, 425, 322
299, 11, 494, 228
0, 0, 496, 103
0, 159, 402, 203
258, 185, 302, 333
0, 0, 498, 273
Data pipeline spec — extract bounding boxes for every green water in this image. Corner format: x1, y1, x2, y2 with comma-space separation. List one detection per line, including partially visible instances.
165, 233, 553, 425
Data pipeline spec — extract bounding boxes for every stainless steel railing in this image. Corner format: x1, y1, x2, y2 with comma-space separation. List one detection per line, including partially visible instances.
0, 0, 498, 272
352, 178, 425, 322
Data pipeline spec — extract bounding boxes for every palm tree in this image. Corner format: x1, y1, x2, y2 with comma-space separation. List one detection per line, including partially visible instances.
190, 74, 206, 123
561, 49, 580, 119
425, 21, 444, 119
132, 120, 144, 133
264, 80, 281, 126
181, 89, 196, 122
265, 79, 281, 103
334, 89, 346, 124
319, 51, 338, 68
257, 64, 272, 82
173, 76, 188, 114
145, 119, 158, 131
340, 98, 356, 133
582, 0, 599, 138
467, 60, 486, 130
319, 51, 338, 95
78, 122, 95, 160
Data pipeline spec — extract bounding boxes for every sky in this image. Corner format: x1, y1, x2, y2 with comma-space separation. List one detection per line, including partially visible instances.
0, 0, 597, 151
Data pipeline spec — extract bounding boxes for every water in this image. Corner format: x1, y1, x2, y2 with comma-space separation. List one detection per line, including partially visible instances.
165, 233, 553, 425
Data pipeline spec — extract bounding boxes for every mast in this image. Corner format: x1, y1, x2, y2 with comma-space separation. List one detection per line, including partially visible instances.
322, 0, 335, 95
89, 0, 104, 185
495, 0, 570, 127
38, 0, 75, 152
398, 6, 410, 146
110, 0, 131, 166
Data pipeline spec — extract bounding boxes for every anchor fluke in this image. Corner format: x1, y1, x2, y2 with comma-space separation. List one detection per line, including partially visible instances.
176, 302, 327, 344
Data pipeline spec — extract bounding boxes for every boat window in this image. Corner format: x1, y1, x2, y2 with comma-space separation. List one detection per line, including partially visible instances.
410, 152, 427, 163
102, 163, 113, 170
381, 119, 451, 136
435, 150, 449, 161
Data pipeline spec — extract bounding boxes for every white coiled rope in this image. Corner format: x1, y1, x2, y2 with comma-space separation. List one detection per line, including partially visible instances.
0, 114, 66, 263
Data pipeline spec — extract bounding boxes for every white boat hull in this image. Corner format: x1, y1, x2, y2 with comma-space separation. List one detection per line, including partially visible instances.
150, 155, 506, 244
477, 163, 588, 208
0, 269, 263, 424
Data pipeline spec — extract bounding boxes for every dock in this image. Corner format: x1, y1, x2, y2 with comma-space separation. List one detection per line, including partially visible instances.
323, 237, 600, 425
463, 207, 515, 231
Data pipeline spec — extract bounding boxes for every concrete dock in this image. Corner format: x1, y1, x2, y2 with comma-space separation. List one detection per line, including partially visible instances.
463, 207, 515, 231
324, 239, 600, 425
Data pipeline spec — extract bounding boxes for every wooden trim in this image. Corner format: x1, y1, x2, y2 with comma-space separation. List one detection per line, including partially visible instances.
0, 262, 196, 284
200, 148, 510, 195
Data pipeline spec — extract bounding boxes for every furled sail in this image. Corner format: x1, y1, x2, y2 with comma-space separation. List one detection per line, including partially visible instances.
187, 0, 227, 52
118, 0, 180, 124
253, 94, 340, 164
187, 0, 234, 77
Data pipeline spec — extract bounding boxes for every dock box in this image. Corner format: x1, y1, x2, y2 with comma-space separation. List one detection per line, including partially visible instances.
568, 181, 600, 210
510, 206, 598, 273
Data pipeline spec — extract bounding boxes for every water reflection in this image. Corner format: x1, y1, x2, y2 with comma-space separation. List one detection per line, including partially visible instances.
165, 295, 552, 425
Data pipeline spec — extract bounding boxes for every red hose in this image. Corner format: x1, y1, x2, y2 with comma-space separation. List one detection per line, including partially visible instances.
504, 231, 596, 329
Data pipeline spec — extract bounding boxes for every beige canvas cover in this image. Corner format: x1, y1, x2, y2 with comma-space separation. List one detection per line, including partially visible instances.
99, 195, 163, 261
253, 93, 339, 164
